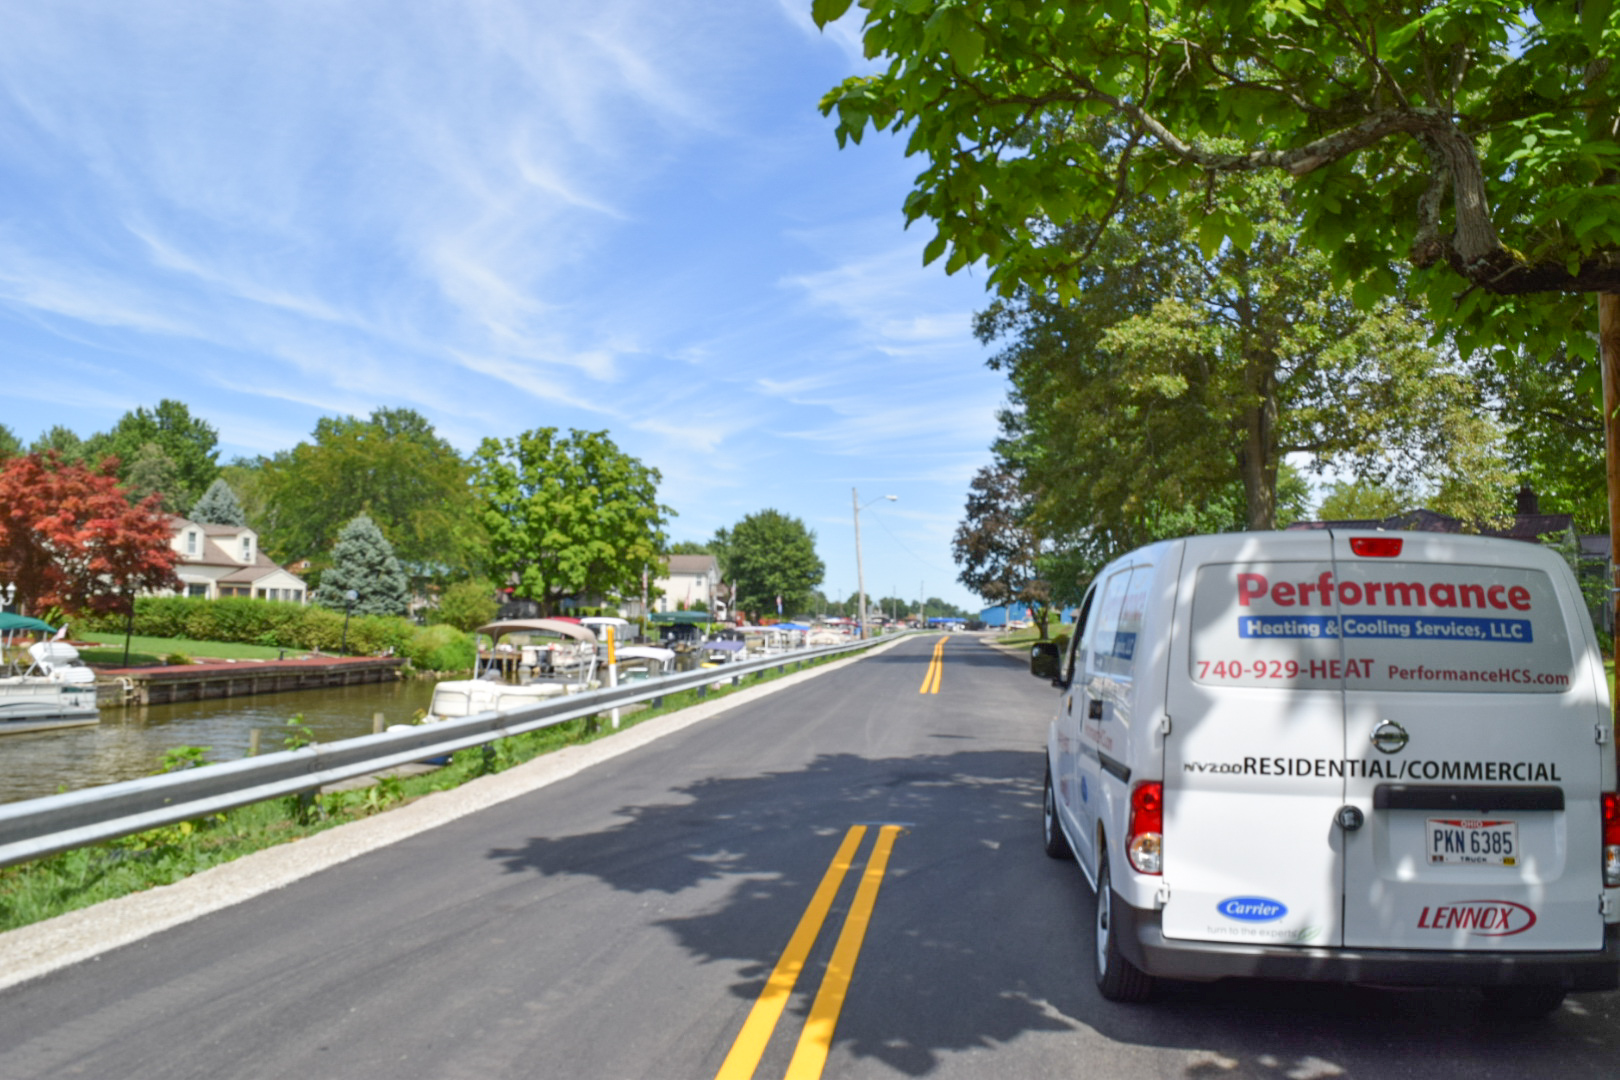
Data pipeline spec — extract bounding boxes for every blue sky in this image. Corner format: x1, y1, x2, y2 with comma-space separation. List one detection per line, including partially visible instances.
0, 1, 1008, 612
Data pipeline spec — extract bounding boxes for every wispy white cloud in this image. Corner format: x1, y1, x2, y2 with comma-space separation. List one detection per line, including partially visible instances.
783, 399, 1000, 456
0, 0, 1001, 607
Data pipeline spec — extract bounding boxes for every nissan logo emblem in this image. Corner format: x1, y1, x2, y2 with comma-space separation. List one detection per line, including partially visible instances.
1370, 719, 1409, 754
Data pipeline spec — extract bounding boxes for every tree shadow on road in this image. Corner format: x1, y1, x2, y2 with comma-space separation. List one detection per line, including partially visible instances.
484, 746, 1620, 1078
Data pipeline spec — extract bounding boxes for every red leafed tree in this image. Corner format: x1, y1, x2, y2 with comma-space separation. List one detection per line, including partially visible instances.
0, 453, 180, 618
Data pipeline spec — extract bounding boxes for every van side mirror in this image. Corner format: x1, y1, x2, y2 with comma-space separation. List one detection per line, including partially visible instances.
1029, 641, 1061, 682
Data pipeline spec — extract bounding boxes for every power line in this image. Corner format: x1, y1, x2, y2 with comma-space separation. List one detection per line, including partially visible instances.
869, 513, 958, 580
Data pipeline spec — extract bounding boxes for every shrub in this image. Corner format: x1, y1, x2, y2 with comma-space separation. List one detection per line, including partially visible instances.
346, 615, 414, 657
405, 624, 475, 672
287, 606, 346, 652
76, 595, 470, 667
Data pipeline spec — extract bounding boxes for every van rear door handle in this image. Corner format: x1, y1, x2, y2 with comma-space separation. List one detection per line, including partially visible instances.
1088, 700, 1104, 720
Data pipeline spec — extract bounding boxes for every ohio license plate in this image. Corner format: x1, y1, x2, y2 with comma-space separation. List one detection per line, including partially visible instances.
1427, 818, 1518, 866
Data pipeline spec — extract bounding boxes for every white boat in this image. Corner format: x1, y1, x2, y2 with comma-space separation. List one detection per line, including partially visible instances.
0, 637, 100, 735
579, 616, 631, 644
426, 619, 601, 721
698, 639, 746, 667
614, 645, 674, 682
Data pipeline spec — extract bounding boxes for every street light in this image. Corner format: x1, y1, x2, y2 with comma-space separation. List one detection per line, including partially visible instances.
341, 589, 358, 655
852, 488, 897, 640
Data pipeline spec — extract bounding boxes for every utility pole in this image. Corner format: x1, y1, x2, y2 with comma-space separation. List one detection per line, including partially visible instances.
851, 489, 898, 640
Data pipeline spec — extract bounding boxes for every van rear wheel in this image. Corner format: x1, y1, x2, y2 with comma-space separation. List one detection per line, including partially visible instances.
1479, 985, 1565, 1020
1094, 852, 1153, 1002
1042, 764, 1072, 860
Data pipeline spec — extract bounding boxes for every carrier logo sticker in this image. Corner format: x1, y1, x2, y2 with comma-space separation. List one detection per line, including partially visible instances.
1218, 896, 1288, 922
1415, 900, 1536, 937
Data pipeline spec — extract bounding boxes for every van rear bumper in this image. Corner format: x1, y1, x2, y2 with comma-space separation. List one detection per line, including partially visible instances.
1115, 903, 1620, 991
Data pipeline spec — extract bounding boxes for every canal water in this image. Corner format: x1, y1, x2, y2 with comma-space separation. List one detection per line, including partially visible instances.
0, 679, 437, 805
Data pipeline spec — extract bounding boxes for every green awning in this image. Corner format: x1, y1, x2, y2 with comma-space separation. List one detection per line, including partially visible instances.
649, 611, 713, 624
0, 613, 56, 634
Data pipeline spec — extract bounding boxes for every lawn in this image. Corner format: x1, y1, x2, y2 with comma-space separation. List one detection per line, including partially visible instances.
74, 632, 293, 667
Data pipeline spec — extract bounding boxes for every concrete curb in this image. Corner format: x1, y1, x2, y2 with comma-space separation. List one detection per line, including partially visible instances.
979, 636, 1035, 663
0, 635, 912, 993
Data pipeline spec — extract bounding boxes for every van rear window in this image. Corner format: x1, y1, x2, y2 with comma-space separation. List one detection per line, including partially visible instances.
1190, 561, 1577, 693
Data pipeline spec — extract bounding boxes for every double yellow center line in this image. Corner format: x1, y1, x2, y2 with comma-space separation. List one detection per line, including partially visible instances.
715, 825, 904, 1080
918, 636, 945, 694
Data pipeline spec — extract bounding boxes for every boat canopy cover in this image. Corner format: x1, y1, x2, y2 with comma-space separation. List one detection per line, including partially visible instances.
581, 616, 630, 629
650, 611, 712, 624
704, 639, 745, 652
0, 613, 55, 634
616, 646, 674, 664
474, 619, 599, 643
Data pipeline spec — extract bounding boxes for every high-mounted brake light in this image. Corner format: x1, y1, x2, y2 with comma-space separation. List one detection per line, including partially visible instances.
1603, 792, 1620, 888
1350, 536, 1403, 558
1126, 781, 1163, 875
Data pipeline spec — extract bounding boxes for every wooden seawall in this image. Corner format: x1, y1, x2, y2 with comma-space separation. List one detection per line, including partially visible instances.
95, 656, 405, 706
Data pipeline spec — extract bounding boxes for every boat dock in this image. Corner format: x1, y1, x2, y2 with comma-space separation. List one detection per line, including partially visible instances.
95, 656, 405, 706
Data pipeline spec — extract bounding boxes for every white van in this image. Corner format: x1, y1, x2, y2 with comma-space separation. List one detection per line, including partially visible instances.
1030, 530, 1620, 1016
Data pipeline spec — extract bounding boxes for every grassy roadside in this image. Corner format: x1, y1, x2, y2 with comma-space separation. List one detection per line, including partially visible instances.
0, 644, 880, 934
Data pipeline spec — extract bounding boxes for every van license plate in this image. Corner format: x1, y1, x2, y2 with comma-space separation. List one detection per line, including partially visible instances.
1427, 818, 1517, 866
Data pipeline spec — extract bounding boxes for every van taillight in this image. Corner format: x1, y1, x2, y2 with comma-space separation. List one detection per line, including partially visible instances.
1350, 536, 1403, 558
1603, 793, 1620, 888
1127, 781, 1163, 875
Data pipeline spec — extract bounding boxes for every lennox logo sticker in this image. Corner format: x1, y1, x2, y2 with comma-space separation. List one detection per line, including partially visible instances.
1416, 900, 1537, 937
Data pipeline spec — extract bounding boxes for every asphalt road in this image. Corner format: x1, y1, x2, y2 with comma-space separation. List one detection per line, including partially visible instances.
2, 634, 1619, 1079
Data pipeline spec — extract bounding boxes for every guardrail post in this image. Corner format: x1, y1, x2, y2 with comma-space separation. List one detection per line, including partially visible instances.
248, 728, 261, 757
372, 712, 385, 735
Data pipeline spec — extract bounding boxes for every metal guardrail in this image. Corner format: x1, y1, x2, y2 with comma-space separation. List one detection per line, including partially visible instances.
0, 635, 898, 869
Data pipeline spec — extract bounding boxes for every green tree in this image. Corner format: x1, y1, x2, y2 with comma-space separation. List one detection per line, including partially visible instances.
189, 477, 248, 527
951, 463, 1054, 637
815, 0, 1619, 361
253, 408, 483, 585
1315, 480, 1413, 522
667, 540, 712, 556
121, 443, 184, 513
311, 513, 409, 617
0, 425, 20, 462
978, 168, 1511, 538
473, 428, 670, 616
722, 510, 824, 620
29, 426, 88, 465
1494, 346, 1607, 532
92, 400, 219, 511
431, 578, 499, 632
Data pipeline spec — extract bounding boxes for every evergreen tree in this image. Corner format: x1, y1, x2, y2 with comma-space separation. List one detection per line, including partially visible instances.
312, 513, 409, 616
190, 477, 248, 527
